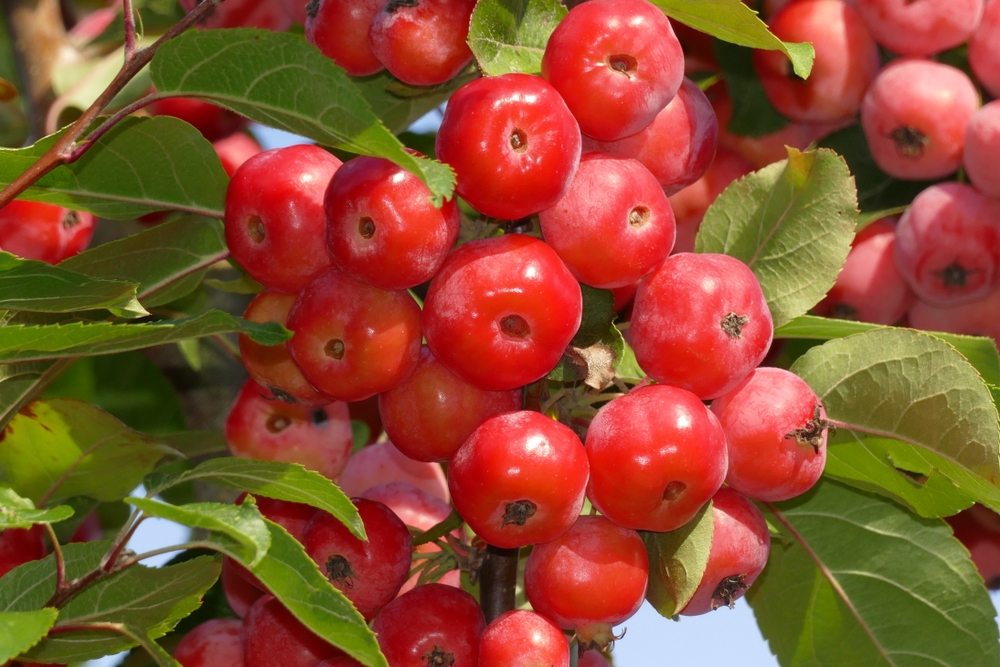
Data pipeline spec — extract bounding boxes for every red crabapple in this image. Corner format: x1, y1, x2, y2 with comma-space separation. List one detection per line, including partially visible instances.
524, 515, 648, 649
378, 345, 522, 463
149, 97, 246, 141
368, 0, 477, 87
213, 132, 263, 178
282, 0, 308, 24
668, 149, 754, 254
861, 59, 979, 180
538, 152, 676, 289
586, 384, 729, 532
0, 201, 95, 264
173, 619, 244, 667
337, 441, 450, 503
894, 182, 1000, 306
225, 379, 353, 481
753, 0, 880, 123
222, 556, 264, 617
964, 101, 1000, 199
630, 253, 773, 399
479, 610, 570, 667
435, 74, 582, 220
855, 0, 983, 56
224, 145, 340, 294
179, 0, 292, 31
243, 596, 342, 667
908, 287, 1000, 344
541, 0, 684, 141
947, 508, 1000, 589
710, 367, 829, 502
324, 154, 460, 290
305, 0, 385, 76
449, 410, 590, 548
579, 651, 612, 667
970, 0, 1000, 99
678, 488, 771, 616
0, 526, 46, 579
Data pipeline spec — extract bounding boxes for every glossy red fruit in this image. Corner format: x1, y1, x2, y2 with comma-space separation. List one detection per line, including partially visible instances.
479, 610, 570, 667
753, 0, 880, 123
524, 515, 648, 648
586, 384, 728, 532
813, 218, 914, 324
422, 234, 582, 391
224, 145, 341, 293
286, 269, 422, 402
325, 155, 460, 290
0, 526, 46, 579
907, 286, 1000, 344
894, 182, 1000, 306
179, 0, 292, 30
538, 152, 675, 289
541, 0, 684, 141
578, 651, 612, 667
0, 201, 95, 264
379, 346, 521, 462
435, 74, 582, 220
582, 77, 718, 194
970, 0, 1000, 99
149, 97, 246, 141
225, 380, 353, 481
368, 0, 476, 87
230, 496, 321, 591
630, 253, 773, 399
243, 596, 341, 667
213, 132, 263, 178
855, 0, 984, 57
315, 659, 365, 667
679, 488, 770, 615
305, 0, 385, 76
304, 498, 412, 620
947, 507, 1000, 589
668, 149, 753, 254
711, 368, 828, 502
449, 410, 589, 548
964, 101, 1000, 199
173, 619, 244, 667
861, 59, 979, 180
337, 440, 450, 502
222, 556, 264, 617
372, 584, 486, 667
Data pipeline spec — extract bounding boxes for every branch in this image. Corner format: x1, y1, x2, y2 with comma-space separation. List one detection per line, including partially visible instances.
123, 0, 138, 60
478, 545, 519, 623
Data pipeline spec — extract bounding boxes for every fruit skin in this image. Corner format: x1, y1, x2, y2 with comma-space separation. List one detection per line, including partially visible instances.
222, 556, 264, 617
173, 618, 245, 667
856, 0, 984, 57
585, 384, 729, 532
378, 345, 522, 463
541, 0, 684, 142
324, 154, 460, 290
368, 0, 476, 87
213, 132, 263, 178
371, 584, 486, 667
179, 0, 293, 30
711, 367, 828, 502
970, 0, 1000, 99
282, 0, 308, 24
668, 148, 753, 254
583, 77, 718, 195
538, 152, 676, 289
860, 59, 980, 181
629, 253, 773, 400
224, 145, 341, 294
679, 488, 771, 616
448, 410, 590, 549
947, 507, 1000, 589
303, 498, 413, 620
478, 610, 570, 667
964, 101, 1000, 199
422, 234, 582, 392
893, 182, 1000, 307
907, 286, 1000, 344
149, 97, 246, 141
0, 526, 46, 579
0, 201, 95, 264
435, 73, 582, 220
753, 0, 880, 123
337, 440, 450, 503
286, 269, 422, 402
243, 595, 342, 667
305, 0, 385, 76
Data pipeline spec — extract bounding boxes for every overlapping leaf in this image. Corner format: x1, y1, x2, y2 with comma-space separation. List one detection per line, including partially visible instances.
467, 0, 566, 76
0, 541, 109, 612
0, 487, 74, 530
643, 501, 714, 618
0, 608, 58, 664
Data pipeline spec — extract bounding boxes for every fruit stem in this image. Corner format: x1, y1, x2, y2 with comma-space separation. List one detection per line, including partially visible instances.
479, 545, 519, 623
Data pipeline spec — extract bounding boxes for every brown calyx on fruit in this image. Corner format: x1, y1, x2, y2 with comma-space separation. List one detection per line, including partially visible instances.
247, 215, 266, 243
311, 407, 329, 425
608, 54, 638, 78
325, 554, 355, 589
662, 481, 686, 502
501, 500, 537, 527
629, 205, 651, 228
711, 574, 748, 610
305, 0, 320, 19
889, 125, 930, 159
422, 646, 455, 667
509, 128, 528, 153
358, 216, 376, 239
325, 339, 346, 360
500, 314, 530, 339
786, 404, 834, 454
265, 414, 292, 433
933, 260, 977, 288
385, 0, 419, 12
62, 210, 81, 229
720, 312, 750, 339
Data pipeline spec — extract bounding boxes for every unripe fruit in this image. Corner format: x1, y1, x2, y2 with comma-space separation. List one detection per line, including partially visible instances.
0, 201, 95, 264
337, 440, 450, 503
305, 0, 385, 76
964, 101, 1000, 199
969, 0, 1000, 99
243, 596, 341, 667
855, 0, 984, 56
173, 619, 244, 667
479, 610, 570, 667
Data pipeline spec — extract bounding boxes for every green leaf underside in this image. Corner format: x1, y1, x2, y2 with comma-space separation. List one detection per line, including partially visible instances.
695, 148, 858, 328
148, 458, 364, 541
354, 69, 473, 137
0, 608, 59, 664
467, 0, 567, 76
0, 541, 110, 612
0, 116, 228, 219
652, 0, 815, 78
643, 501, 714, 618
749, 480, 1000, 667
0, 399, 181, 504
150, 29, 454, 204
791, 329, 1000, 516
0, 487, 74, 530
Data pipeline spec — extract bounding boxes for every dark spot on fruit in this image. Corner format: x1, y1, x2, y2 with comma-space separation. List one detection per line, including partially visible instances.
499, 314, 530, 339
359, 217, 376, 239
386, 0, 419, 12
325, 339, 346, 360
609, 54, 638, 77
501, 500, 537, 527
311, 408, 329, 425
267, 386, 299, 404
510, 128, 528, 153
720, 312, 749, 339
422, 646, 455, 667
934, 260, 977, 288
629, 206, 650, 227
711, 574, 749, 610
247, 215, 266, 243
265, 414, 292, 433
62, 210, 81, 229
662, 481, 686, 502
325, 554, 355, 588
888, 125, 930, 159
305, 0, 320, 19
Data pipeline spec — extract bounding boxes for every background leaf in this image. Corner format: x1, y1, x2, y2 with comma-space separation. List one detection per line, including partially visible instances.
0, 541, 110, 612
0, 487, 74, 530
711, 40, 787, 138
642, 501, 713, 618
354, 70, 470, 136
467, 0, 566, 76
0, 608, 58, 664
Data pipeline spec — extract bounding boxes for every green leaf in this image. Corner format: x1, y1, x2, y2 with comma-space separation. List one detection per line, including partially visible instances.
116, 624, 182, 667
204, 273, 263, 295
0, 311, 289, 363
467, 0, 567, 76
857, 205, 908, 231
126, 498, 271, 567
0, 116, 228, 219
695, 148, 858, 328
791, 328, 1000, 517
150, 29, 455, 204
642, 500, 713, 618
0, 487, 74, 530
354, 69, 474, 136
0, 361, 65, 431
712, 40, 787, 138
615, 338, 646, 383
0, 253, 145, 318
0, 398, 181, 504
156, 431, 227, 458
652, 0, 815, 78
0, 541, 110, 612
748, 480, 1000, 667
0, 608, 58, 664
148, 458, 365, 540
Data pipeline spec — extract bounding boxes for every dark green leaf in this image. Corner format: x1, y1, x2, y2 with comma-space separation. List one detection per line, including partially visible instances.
156, 431, 227, 458
0, 541, 110, 614
712, 40, 787, 138
116, 623, 182, 667
0, 487, 74, 530
355, 69, 473, 136
0, 360, 65, 432
467, 0, 567, 76
0, 608, 59, 664
857, 205, 907, 230
643, 501, 713, 618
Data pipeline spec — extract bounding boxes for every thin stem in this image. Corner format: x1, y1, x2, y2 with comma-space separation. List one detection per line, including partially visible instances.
65, 92, 162, 163
101, 510, 145, 573
122, 0, 138, 60
43, 523, 65, 592
412, 509, 463, 547
122, 541, 208, 566
211, 334, 242, 363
